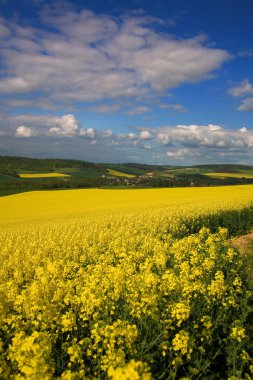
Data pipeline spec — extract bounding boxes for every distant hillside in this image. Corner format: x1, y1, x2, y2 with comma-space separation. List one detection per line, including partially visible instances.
0, 156, 104, 175
192, 164, 253, 173
1, 156, 253, 196
1, 156, 253, 178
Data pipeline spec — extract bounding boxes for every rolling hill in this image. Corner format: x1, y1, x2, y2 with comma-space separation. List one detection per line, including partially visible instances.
1, 156, 253, 196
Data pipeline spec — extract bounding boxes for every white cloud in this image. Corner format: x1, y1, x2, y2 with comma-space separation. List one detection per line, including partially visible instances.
0, 8, 230, 105
88, 104, 121, 114
140, 130, 152, 140
125, 106, 151, 115
167, 148, 191, 159
228, 80, 253, 97
86, 128, 96, 139
128, 132, 137, 140
15, 126, 37, 137
9, 114, 58, 127
3, 98, 59, 110
79, 127, 96, 139
100, 129, 113, 138
49, 114, 79, 137
116, 133, 127, 140
116, 132, 138, 141
237, 98, 253, 111
2, 111, 253, 164
157, 132, 171, 145
156, 124, 253, 148
0, 77, 38, 94
2, 112, 115, 142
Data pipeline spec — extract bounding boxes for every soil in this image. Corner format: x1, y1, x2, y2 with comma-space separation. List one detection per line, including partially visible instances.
232, 232, 253, 255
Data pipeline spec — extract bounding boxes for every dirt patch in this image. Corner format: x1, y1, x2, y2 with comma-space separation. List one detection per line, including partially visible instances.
232, 232, 253, 255
232, 232, 253, 286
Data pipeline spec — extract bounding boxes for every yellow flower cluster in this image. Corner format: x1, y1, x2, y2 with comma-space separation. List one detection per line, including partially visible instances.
0, 186, 253, 378
108, 359, 151, 380
172, 330, 191, 356
171, 302, 191, 327
230, 326, 246, 343
8, 331, 53, 379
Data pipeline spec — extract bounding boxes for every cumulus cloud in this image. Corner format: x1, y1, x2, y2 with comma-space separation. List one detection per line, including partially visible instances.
79, 127, 96, 139
49, 114, 80, 137
156, 124, 253, 149
140, 131, 152, 140
7, 113, 97, 139
0, 7, 230, 106
228, 80, 253, 97
128, 132, 137, 140
237, 98, 253, 111
116, 132, 138, 141
2, 112, 115, 142
157, 132, 171, 145
15, 126, 37, 137
163, 124, 253, 162
2, 111, 253, 164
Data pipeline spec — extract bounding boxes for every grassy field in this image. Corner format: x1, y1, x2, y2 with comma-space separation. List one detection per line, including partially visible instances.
56, 167, 107, 178
1, 186, 253, 379
0, 172, 19, 183
105, 163, 146, 176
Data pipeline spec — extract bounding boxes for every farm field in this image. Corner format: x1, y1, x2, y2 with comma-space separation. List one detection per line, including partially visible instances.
204, 172, 253, 179
106, 169, 136, 178
2, 158, 253, 197
1, 185, 253, 227
1, 186, 253, 379
19, 173, 71, 179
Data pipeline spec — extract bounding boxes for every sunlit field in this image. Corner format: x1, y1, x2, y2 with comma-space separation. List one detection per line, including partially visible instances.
19, 173, 71, 178
1, 186, 253, 379
1, 185, 253, 227
205, 172, 253, 179
106, 169, 135, 177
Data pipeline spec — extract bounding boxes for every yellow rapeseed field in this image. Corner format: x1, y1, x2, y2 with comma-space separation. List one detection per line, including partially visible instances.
1, 185, 253, 227
0, 185, 253, 379
106, 169, 135, 177
205, 172, 253, 179
19, 173, 70, 178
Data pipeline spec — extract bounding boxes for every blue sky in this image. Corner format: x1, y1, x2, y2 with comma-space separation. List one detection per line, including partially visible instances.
0, 0, 253, 164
